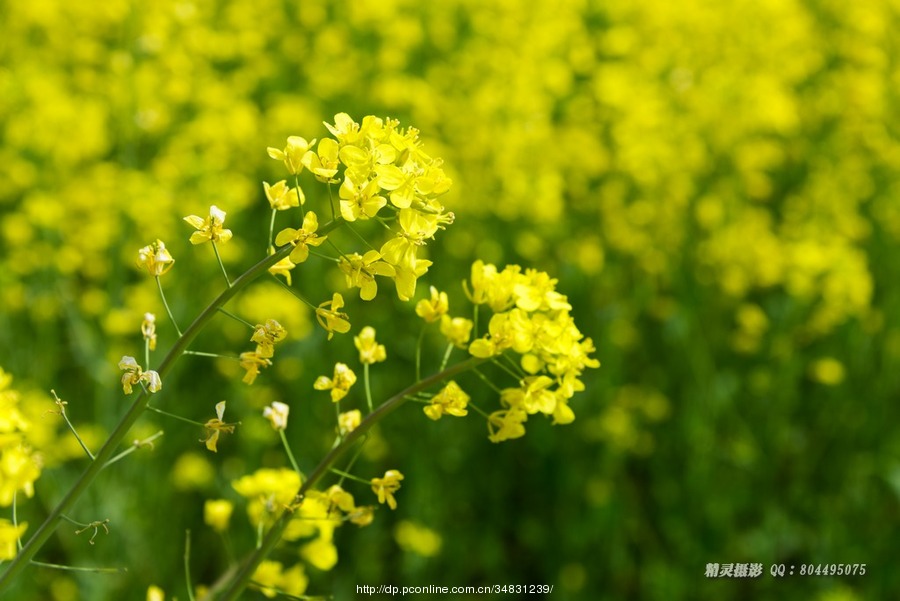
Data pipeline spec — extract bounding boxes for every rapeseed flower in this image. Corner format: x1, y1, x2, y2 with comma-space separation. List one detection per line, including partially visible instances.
184, 205, 233, 245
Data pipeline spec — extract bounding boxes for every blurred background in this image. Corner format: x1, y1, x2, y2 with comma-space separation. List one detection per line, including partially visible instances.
2, 0, 899, 599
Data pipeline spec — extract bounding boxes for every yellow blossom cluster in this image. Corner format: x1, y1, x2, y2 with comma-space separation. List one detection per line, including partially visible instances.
240, 319, 287, 384
269, 113, 454, 304
232, 468, 375, 575
0, 369, 43, 509
464, 261, 599, 442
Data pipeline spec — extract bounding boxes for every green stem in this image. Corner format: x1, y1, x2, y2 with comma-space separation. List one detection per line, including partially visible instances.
217, 308, 255, 329
279, 430, 302, 476
269, 275, 319, 311
184, 350, 238, 360
211, 241, 232, 288
206, 356, 487, 600
30, 561, 126, 574
102, 431, 165, 469
185, 530, 196, 601
156, 276, 183, 337
439, 343, 454, 372
0, 220, 344, 592
364, 363, 373, 413
268, 209, 277, 249
415, 324, 426, 382
328, 468, 369, 485
51, 391, 95, 461
147, 405, 206, 427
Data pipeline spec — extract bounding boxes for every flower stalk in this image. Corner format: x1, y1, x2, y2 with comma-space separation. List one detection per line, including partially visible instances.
0, 219, 344, 592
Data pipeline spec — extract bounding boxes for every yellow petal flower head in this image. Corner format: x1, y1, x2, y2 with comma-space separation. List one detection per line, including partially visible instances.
118, 355, 161, 394
204, 499, 234, 532
0, 519, 28, 560
252, 560, 309, 599
325, 484, 356, 514
184, 205, 233, 245
0, 445, 42, 506
501, 376, 557, 415
415, 286, 449, 323
324, 112, 361, 145
239, 351, 272, 385
354, 326, 386, 365
263, 179, 304, 211
201, 401, 236, 453
141, 312, 157, 351
314, 363, 357, 402
440, 315, 473, 349
487, 407, 528, 443
251, 319, 288, 358
423, 381, 470, 420
338, 251, 396, 301
267, 136, 316, 175
348, 505, 375, 527
379, 208, 439, 268
371, 469, 404, 510
137, 239, 175, 276
266, 245, 296, 285
315, 293, 351, 340
338, 409, 362, 436
263, 401, 290, 431
339, 176, 387, 222
274, 210, 327, 264
301, 138, 340, 183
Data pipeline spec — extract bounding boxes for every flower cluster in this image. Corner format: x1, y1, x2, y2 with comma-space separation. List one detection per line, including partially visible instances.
463, 261, 599, 442
0, 369, 42, 510
268, 114, 454, 304
240, 319, 287, 384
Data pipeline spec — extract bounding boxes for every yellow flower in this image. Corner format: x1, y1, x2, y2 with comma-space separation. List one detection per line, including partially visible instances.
339, 176, 386, 221
348, 505, 375, 527
251, 319, 287, 358
314, 363, 357, 402
137, 239, 175, 276
274, 210, 327, 264
117, 355, 161, 394
301, 138, 340, 182
325, 484, 356, 513
141, 312, 157, 350
0, 519, 27, 560
315, 293, 351, 340
263, 401, 290, 431
440, 315, 473, 349
415, 286, 449, 323
810, 357, 845, 386
268, 254, 296, 285
487, 407, 528, 443
424, 381, 470, 420
263, 179, 304, 211
252, 560, 308, 598
0, 445, 41, 506
371, 469, 404, 510
146, 585, 165, 601
338, 251, 395, 301
184, 205, 233, 245
239, 351, 272, 385
501, 376, 557, 415
201, 401, 236, 453
338, 409, 362, 436
267, 136, 316, 175
203, 499, 234, 532
354, 326, 386, 365
324, 112, 361, 144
